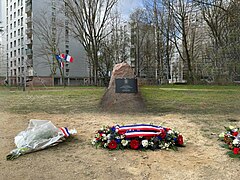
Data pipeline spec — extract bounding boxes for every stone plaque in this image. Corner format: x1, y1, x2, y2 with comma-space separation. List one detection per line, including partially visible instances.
115, 78, 138, 93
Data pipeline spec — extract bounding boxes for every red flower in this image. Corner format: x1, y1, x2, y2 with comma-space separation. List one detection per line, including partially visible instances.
233, 148, 239, 155
159, 129, 166, 139
165, 128, 171, 132
108, 140, 117, 150
232, 132, 238, 137
177, 134, 184, 145
130, 139, 140, 150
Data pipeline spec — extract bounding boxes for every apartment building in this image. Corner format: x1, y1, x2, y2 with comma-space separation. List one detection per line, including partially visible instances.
3, 0, 89, 86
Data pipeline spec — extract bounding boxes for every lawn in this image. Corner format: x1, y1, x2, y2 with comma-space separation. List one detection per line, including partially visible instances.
1, 85, 239, 115
141, 85, 240, 115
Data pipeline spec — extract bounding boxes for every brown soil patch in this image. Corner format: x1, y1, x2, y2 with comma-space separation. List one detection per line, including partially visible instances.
0, 112, 239, 180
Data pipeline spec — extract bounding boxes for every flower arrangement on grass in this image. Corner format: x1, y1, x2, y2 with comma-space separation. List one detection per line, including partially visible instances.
92, 124, 184, 151
219, 125, 240, 158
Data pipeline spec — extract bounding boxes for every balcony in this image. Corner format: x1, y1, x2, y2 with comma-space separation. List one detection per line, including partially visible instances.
26, 49, 33, 56
26, 17, 32, 24
25, 1, 32, 15
26, 28, 32, 35
26, 38, 32, 45
26, 58, 33, 66
28, 67, 34, 77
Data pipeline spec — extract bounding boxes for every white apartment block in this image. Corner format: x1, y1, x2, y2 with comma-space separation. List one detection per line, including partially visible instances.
3, 0, 89, 86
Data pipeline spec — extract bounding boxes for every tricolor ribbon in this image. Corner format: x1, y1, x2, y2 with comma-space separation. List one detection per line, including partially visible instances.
115, 124, 166, 138
59, 127, 70, 137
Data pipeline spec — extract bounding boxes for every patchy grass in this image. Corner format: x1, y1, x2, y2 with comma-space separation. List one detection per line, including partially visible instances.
0, 85, 240, 116
141, 85, 240, 115
0, 87, 105, 114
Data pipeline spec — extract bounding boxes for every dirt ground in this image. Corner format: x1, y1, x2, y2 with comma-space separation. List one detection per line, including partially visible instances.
0, 111, 239, 180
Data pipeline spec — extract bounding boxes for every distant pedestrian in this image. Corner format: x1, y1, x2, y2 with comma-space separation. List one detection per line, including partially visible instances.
4, 79, 8, 86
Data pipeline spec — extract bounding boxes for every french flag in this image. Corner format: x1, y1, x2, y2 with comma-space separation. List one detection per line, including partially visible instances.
65, 54, 74, 63
60, 53, 65, 59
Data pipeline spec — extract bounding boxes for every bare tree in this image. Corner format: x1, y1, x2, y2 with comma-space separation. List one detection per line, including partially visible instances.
98, 10, 130, 86
64, 0, 118, 85
196, 0, 240, 83
33, 9, 65, 85
129, 8, 152, 78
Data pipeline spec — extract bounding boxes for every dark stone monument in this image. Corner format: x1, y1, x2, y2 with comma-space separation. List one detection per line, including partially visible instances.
100, 62, 145, 112
115, 78, 138, 93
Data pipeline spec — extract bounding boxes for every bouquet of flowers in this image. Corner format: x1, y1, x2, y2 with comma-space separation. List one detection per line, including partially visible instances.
219, 125, 240, 158
92, 124, 184, 151
7, 119, 77, 160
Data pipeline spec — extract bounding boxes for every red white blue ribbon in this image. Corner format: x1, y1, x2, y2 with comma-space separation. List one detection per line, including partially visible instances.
59, 127, 70, 137
115, 124, 165, 138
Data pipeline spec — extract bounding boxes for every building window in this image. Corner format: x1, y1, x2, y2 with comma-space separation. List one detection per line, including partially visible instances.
21, 28, 23, 36
18, 19, 20, 26
18, 9, 20, 16
14, 12, 16, 18
10, 5, 12, 11
18, 29, 20, 35
21, 7, 23, 16
10, 15, 12, 21
21, 27, 23, 35
18, 39, 20, 45
10, 33, 12, 38
14, 31, 16, 37
21, 17, 23, 26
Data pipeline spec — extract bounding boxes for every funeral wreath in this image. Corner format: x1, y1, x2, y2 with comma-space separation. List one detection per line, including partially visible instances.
92, 124, 185, 151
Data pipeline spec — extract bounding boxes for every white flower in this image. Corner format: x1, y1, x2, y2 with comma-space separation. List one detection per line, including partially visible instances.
149, 142, 154, 146
233, 139, 240, 145
141, 140, 148, 147
104, 143, 108, 148
91, 139, 97, 145
115, 136, 120, 139
219, 132, 225, 138
102, 134, 107, 140
167, 130, 173, 134
159, 144, 164, 148
121, 139, 128, 146
164, 143, 169, 148
107, 134, 111, 139
232, 128, 238, 132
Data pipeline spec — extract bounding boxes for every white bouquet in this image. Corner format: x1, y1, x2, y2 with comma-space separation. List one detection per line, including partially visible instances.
7, 119, 77, 160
